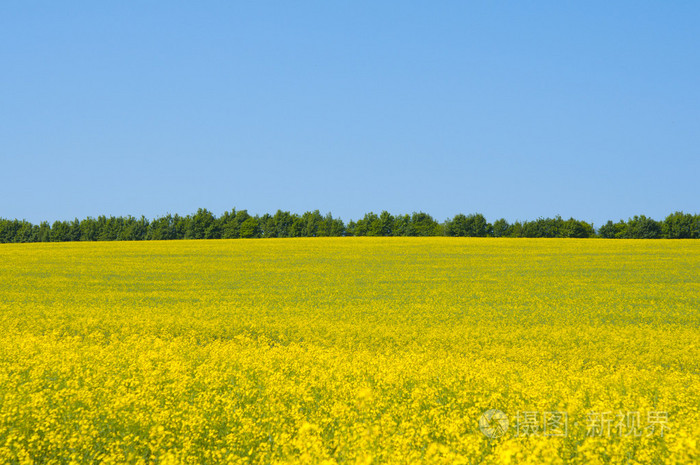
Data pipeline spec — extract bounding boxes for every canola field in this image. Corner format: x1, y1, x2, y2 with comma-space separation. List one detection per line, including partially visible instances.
0, 238, 698, 464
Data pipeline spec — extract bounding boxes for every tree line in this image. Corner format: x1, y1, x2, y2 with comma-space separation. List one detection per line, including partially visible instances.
0, 210, 698, 243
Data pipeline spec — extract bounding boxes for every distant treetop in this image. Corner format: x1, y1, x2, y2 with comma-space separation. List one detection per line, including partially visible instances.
0, 210, 698, 243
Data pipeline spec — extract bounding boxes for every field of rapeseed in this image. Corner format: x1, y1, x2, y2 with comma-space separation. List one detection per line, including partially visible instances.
0, 238, 698, 464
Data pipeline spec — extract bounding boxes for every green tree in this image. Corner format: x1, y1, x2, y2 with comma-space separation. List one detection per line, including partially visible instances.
446, 213, 490, 237
625, 215, 662, 239
51, 221, 70, 242
80, 217, 99, 241
597, 220, 627, 238
14, 221, 36, 243
239, 217, 260, 238
0, 219, 18, 243
410, 212, 440, 236
521, 217, 564, 238
491, 218, 511, 237
272, 210, 295, 238
353, 213, 379, 236
301, 210, 324, 237
662, 211, 697, 239
222, 209, 257, 239
185, 208, 216, 240
327, 214, 346, 236
445, 214, 468, 236
560, 218, 594, 238
68, 218, 82, 241
37, 221, 51, 242
96, 216, 120, 241
118, 216, 149, 240
378, 211, 394, 236
147, 214, 178, 240
508, 221, 524, 237
597, 221, 617, 238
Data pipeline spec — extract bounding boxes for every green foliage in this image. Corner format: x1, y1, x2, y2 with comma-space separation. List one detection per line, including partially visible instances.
186, 208, 216, 240
521, 216, 562, 238
50, 221, 70, 242
37, 221, 51, 242
378, 211, 395, 236
239, 217, 260, 238
662, 211, 699, 239
560, 218, 594, 238
491, 218, 511, 238
147, 214, 177, 240
410, 212, 440, 236
625, 215, 662, 239
353, 212, 378, 237
319, 213, 345, 237
1, 210, 698, 243
446, 213, 491, 237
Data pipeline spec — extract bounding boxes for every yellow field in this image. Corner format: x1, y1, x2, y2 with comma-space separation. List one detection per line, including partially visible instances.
0, 238, 698, 464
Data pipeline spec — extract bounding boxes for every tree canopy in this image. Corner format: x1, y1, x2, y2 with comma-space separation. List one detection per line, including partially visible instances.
0, 210, 698, 243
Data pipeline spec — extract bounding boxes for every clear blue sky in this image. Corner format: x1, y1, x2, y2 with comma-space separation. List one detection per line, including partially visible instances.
2, 2, 698, 227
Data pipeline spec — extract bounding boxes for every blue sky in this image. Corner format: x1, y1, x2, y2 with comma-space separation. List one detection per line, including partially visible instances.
1, 1, 698, 227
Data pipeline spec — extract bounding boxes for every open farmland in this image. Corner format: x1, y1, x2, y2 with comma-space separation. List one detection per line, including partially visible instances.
0, 238, 698, 464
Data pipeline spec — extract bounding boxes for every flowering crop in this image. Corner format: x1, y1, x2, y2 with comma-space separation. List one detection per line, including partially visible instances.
0, 238, 698, 463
